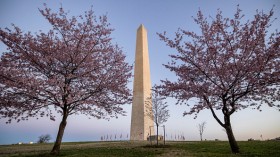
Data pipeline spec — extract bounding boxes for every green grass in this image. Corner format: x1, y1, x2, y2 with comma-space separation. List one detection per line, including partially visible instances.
0, 141, 279, 157
171, 141, 280, 157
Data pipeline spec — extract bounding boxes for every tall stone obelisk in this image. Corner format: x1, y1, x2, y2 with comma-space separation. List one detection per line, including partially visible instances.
130, 24, 154, 140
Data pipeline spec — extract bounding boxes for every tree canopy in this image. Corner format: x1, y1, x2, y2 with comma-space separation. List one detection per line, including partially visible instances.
0, 4, 132, 155
157, 6, 280, 153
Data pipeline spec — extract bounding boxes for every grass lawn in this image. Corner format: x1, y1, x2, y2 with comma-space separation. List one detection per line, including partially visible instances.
0, 141, 279, 157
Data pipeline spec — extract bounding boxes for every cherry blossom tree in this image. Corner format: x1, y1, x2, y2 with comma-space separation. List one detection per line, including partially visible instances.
157, 6, 280, 153
0, 4, 132, 155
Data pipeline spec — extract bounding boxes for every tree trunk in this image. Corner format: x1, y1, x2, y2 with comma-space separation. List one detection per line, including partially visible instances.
50, 112, 68, 155
156, 123, 159, 146
224, 116, 239, 154
208, 102, 239, 154
200, 133, 202, 141
163, 125, 165, 145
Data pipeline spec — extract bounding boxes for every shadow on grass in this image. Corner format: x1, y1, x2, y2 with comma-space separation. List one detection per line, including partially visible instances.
3, 141, 280, 157
172, 141, 280, 157
23, 146, 164, 157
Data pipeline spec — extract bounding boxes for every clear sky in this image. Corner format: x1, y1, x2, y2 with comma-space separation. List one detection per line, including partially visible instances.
0, 0, 279, 144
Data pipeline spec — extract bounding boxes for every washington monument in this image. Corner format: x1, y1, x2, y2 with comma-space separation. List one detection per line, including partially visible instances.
130, 24, 154, 140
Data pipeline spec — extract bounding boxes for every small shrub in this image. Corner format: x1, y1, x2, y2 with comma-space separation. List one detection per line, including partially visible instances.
37, 134, 51, 143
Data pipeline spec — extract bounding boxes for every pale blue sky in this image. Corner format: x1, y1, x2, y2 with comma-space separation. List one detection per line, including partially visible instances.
0, 0, 279, 144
